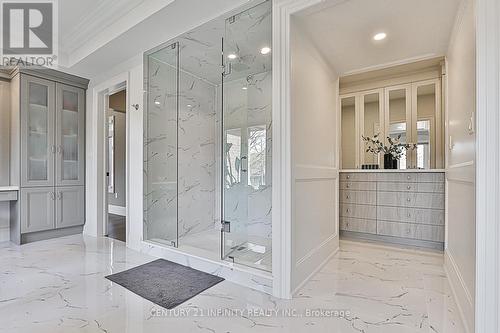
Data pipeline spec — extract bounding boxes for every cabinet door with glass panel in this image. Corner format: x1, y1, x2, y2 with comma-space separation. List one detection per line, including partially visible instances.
384, 84, 412, 169
410, 79, 441, 169
20, 75, 56, 187
55, 83, 85, 186
360, 90, 384, 166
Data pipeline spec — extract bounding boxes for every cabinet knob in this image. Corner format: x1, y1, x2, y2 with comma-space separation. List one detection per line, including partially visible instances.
346, 175, 350, 179
407, 185, 411, 190
49, 192, 55, 200
346, 208, 351, 213
346, 184, 351, 188
346, 195, 351, 199
407, 175, 411, 180
407, 198, 411, 202
407, 213, 411, 218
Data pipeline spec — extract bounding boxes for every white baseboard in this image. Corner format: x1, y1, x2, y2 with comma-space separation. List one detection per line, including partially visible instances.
0, 226, 9, 242
108, 205, 126, 216
444, 249, 474, 333
292, 235, 339, 295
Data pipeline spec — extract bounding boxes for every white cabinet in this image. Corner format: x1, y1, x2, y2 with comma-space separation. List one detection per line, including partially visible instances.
340, 78, 442, 169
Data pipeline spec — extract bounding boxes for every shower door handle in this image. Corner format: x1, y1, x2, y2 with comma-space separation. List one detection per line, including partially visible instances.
223, 63, 232, 77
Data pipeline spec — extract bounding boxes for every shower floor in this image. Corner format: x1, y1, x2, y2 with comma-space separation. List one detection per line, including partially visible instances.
177, 228, 272, 272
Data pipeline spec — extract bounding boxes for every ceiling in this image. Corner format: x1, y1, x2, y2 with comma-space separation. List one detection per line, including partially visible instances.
295, 0, 462, 75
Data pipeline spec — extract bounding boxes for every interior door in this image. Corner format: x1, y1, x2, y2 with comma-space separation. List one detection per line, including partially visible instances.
55, 83, 85, 186
20, 75, 55, 187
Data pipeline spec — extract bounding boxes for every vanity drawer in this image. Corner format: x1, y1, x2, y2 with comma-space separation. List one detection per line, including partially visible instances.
377, 173, 418, 182
340, 181, 377, 191
340, 203, 377, 219
377, 206, 445, 225
418, 173, 445, 183
340, 217, 376, 234
377, 182, 444, 193
340, 173, 377, 182
377, 220, 444, 242
339, 190, 376, 205
377, 191, 444, 209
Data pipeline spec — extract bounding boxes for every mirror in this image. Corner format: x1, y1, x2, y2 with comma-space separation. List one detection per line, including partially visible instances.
388, 88, 409, 169
362, 92, 381, 165
341, 96, 356, 169
416, 83, 436, 169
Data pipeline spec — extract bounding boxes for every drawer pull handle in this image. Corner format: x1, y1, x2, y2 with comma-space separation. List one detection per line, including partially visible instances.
407, 175, 411, 180
407, 185, 411, 190
407, 198, 411, 202
346, 195, 351, 199
346, 209, 351, 213
407, 213, 411, 218
346, 184, 351, 188
346, 175, 351, 179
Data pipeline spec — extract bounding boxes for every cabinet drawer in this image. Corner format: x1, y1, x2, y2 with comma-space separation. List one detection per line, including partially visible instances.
339, 173, 377, 182
418, 173, 445, 183
339, 190, 376, 205
377, 220, 444, 242
377, 191, 444, 209
340, 181, 376, 191
340, 217, 376, 234
377, 206, 444, 225
340, 203, 377, 219
377, 182, 444, 193
377, 173, 418, 182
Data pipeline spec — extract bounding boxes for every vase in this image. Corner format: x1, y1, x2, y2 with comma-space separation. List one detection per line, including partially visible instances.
384, 153, 398, 169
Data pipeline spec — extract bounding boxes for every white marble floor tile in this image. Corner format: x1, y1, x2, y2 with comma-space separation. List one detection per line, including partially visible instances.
0, 235, 465, 333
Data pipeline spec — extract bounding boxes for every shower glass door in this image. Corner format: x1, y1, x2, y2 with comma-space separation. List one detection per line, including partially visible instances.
222, 0, 272, 271
144, 42, 179, 247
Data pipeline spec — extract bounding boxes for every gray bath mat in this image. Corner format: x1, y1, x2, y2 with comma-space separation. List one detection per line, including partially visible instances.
106, 259, 224, 309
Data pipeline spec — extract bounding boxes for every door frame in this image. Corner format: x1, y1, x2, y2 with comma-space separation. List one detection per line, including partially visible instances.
85, 72, 130, 244
274, 1, 500, 329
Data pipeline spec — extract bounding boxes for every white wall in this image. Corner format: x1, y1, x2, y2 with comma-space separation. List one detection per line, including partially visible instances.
290, 19, 339, 292
444, 0, 476, 332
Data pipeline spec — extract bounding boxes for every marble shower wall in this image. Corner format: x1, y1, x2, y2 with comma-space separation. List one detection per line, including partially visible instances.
144, 56, 217, 243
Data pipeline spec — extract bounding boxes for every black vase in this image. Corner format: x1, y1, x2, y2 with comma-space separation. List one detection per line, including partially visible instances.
384, 153, 398, 169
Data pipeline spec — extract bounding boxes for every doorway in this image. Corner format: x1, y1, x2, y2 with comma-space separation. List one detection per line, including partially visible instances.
106, 89, 127, 242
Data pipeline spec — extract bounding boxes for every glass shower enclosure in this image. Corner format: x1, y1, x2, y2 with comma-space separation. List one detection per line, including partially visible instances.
144, 0, 272, 272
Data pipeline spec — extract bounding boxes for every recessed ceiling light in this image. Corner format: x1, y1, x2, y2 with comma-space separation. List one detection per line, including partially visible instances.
187, 104, 192, 108
242, 87, 248, 90
227, 53, 237, 59
373, 32, 387, 41
260, 47, 271, 55
154, 100, 161, 105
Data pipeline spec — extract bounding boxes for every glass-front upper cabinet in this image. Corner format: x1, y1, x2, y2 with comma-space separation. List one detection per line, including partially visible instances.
56, 83, 85, 186
385, 85, 411, 169
21, 75, 55, 187
341, 96, 357, 169
412, 80, 441, 169
361, 90, 383, 165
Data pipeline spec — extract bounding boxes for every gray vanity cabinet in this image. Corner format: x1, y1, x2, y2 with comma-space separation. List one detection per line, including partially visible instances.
9, 68, 89, 244
339, 171, 445, 249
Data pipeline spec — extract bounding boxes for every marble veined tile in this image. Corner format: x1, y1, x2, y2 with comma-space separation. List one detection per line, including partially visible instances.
0, 236, 464, 333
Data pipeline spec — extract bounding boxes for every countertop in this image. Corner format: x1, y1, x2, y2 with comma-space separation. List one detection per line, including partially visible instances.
0, 186, 19, 191
340, 169, 445, 173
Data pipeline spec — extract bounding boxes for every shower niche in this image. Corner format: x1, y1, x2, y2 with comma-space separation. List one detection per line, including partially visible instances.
144, 0, 272, 272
